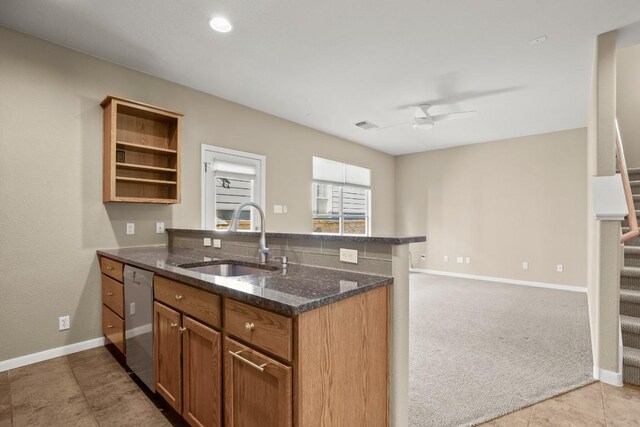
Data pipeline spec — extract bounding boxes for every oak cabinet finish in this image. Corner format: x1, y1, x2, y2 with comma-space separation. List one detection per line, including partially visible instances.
99, 256, 126, 356
224, 337, 292, 427
100, 256, 124, 282
150, 273, 389, 427
182, 316, 222, 427
224, 299, 293, 362
154, 302, 182, 412
155, 276, 221, 328
101, 274, 124, 317
101, 96, 182, 204
102, 304, 125, 354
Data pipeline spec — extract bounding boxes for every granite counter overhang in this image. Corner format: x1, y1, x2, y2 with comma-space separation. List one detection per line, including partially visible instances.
97, 246, 393, 316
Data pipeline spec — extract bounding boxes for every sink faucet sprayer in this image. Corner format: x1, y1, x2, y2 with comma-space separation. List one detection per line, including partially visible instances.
229, 201, 271, 263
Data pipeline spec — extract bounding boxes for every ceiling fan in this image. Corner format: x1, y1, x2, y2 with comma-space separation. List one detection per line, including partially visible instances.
378, 104, 476, 131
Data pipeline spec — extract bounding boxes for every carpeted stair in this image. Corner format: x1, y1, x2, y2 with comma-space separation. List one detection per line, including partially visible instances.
622, 167, 640, 385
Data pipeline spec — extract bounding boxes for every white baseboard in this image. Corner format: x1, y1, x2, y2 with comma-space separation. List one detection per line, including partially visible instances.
593, 366, 623, 386
0, 337, 105, 373
410, 268, 587, 293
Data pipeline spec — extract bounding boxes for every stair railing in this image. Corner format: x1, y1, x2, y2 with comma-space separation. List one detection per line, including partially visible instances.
616, 119, 640, 242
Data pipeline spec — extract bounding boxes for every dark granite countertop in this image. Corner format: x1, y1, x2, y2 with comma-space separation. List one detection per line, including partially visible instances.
97, 246, 393, 316
167, 228, 426, 245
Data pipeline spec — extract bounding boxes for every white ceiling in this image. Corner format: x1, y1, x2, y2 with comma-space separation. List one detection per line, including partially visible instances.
2, 1, 640, 155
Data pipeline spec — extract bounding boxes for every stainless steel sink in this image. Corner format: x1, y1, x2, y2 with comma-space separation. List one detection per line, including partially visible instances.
178, 261, 277, 277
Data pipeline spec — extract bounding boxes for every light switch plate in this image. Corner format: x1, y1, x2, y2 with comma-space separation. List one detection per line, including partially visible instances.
444, 256, 449, 262
340, 248, 358, 264
283, 205, 288, 213
213, 239, 221, 248
273, 205, 283, 214
557, 264, 564, 273
522, 261, 529, 270
456, 256, 464, 264
465, 257, 471, 264
203, 237, 212, 247
126, 223, 135, 235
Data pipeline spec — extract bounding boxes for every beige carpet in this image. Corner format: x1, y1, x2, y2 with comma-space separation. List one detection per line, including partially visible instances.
409, 273, 594, 427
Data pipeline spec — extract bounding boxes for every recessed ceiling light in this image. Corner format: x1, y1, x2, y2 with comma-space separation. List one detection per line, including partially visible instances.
209, 16, 232, 33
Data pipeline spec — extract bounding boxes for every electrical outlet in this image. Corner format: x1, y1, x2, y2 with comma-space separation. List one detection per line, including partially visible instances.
456, 256, 464, 264
339, 248, 358, 264
156, 222, 165, 234
126, 223, 135, 235
273, 205, 283, 214
203, 237, 212, 247
465, 257, 471, 264
557, 264, 564, 273
59, 315, 70, 331
213, 239, 221, 248
444, 256, 449, 263
522, 261, 529, 270
420, 254, 426, 261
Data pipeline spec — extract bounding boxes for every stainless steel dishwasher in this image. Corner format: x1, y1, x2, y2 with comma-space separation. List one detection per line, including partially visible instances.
124, 265, 155, 391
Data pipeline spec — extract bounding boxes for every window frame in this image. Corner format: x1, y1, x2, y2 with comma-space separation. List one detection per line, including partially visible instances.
201, 144, 266, 231
311, 156, 372, 236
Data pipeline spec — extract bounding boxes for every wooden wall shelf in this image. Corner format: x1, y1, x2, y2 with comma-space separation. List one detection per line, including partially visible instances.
101, 96, 183, 204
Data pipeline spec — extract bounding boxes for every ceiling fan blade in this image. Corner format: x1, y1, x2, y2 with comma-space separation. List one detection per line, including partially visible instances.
376, 121, 413, 130
432, 111, 477, 122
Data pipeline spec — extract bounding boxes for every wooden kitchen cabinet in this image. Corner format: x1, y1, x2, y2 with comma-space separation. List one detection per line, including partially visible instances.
182, 316, 222, 427
154, 301, 222, 427
224, 337, 292, 427
154, 302, 182, 412
101, 95, 182, 204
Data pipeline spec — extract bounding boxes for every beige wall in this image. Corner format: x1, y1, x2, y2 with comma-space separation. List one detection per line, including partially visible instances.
0, 27, 395, 362
587, 31, 622, 377
618, 43, 640, 169
395, 128, 588, 287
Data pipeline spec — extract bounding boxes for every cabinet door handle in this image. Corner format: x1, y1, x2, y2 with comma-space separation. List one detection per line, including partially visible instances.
179, 327, 187, 333
106, 324, 113, 329
175, 295, 183, 302
245, 322, 255, 332
170, 322, 178, 328
106, 292, 114, 296
228, 350, 267, 372
106, 266, 113, 271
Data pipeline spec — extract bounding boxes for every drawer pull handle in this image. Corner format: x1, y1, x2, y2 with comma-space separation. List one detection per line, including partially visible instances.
245, 322, 255, 332
229, 350, 267, 372
175, 295, 183, 302
179, 327, 187, 333
107, 292, 114, 296
170, 322, 178, 328
106, 324, 114, 329
106, 266, 113, 271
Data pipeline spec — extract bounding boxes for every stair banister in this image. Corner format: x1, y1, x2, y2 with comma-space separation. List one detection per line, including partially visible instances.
616, 119, 640, 242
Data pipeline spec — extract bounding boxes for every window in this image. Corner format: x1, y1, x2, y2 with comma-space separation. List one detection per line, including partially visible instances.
202, 145, 265, 231
312, 156, 371, 235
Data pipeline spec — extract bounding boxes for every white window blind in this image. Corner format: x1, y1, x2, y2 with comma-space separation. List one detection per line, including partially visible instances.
312, 156, 371, 188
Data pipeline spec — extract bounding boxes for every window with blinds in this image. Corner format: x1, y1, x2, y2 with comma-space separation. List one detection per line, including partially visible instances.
312, 156, 371, 235
202, 146, 265, 231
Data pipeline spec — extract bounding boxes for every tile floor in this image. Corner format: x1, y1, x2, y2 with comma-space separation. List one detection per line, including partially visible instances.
1, 346, 640, 426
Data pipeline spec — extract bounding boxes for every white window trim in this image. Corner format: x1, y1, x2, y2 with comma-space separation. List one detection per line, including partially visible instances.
201, 144, 266, 230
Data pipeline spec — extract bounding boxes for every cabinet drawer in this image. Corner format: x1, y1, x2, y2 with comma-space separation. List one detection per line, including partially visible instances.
101, 274, 124, 317
154, 276, 221, 328
224, 299, 292, 362
102, 304, 125, 354
100, 257, 124, 282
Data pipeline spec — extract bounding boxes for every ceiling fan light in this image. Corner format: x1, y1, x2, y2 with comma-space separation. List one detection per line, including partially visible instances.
413, 122, 434, 130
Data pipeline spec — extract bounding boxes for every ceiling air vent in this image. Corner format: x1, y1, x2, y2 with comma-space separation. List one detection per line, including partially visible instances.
355, 120, 378, 130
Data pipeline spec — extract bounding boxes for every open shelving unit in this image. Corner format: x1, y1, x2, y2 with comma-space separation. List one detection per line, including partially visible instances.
101, 96, 183, 204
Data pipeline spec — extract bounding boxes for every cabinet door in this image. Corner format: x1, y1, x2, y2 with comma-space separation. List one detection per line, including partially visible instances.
224, 337, 292, 427
182, 316, 221, 427
154, 302, 182, 412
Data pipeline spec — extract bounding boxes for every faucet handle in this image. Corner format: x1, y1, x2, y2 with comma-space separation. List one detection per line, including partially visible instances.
259, 247, 272, 255
274, 256, 289, 267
